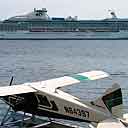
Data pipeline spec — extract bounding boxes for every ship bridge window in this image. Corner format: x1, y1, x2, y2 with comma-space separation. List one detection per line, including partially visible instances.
36, 13, 43, 16
35, 10, 43, 16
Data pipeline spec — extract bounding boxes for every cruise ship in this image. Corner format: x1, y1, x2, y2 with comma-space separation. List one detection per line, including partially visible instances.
0, 8, 128, 40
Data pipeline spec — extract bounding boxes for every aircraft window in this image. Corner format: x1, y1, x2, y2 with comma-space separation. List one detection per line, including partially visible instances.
37, 95, 51, 107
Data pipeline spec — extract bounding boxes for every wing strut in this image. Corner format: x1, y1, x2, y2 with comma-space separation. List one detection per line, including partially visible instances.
1, 76, 14, 126
9, 76, 13, 86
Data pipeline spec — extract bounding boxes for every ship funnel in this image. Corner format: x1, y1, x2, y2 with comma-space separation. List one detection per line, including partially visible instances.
34, 8, 37, 12
109, 10, 117, 19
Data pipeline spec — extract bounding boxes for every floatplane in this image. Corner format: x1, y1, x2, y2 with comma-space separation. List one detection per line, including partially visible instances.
0, 70, 128, 128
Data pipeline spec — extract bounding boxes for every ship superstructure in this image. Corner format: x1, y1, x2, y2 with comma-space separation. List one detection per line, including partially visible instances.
0, 8, 127, 32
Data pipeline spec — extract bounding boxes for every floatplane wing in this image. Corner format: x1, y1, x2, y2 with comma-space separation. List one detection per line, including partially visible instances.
0, 70, 109, 96
0, 84, 37, 97
38, 70, 109, 92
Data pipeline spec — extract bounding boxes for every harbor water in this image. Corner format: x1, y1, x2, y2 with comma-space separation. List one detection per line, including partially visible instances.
0, 40, 128, 127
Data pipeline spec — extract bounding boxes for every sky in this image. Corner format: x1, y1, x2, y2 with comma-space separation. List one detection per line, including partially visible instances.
0, 0, 128, 20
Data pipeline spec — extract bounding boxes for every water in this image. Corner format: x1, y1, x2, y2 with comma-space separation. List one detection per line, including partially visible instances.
0, 40, 128, 127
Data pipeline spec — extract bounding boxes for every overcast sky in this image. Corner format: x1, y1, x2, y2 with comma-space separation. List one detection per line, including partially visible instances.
0, 0, 128, 20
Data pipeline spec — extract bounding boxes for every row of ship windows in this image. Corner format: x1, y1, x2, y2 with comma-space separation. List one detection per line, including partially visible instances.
0, 25, 128, 29
0, 24, 128, 30
4, 21, 128, 26
0, 26, 128, 30
2, 23, 128, 28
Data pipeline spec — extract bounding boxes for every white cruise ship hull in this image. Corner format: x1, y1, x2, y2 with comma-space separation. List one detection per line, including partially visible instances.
0, 31, 128, 40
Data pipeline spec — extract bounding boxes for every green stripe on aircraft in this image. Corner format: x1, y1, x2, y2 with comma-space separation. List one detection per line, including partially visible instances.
71, 75, 90, 81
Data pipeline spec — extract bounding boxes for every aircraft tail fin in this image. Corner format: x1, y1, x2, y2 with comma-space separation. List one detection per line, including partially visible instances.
91, 83, 123, 117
